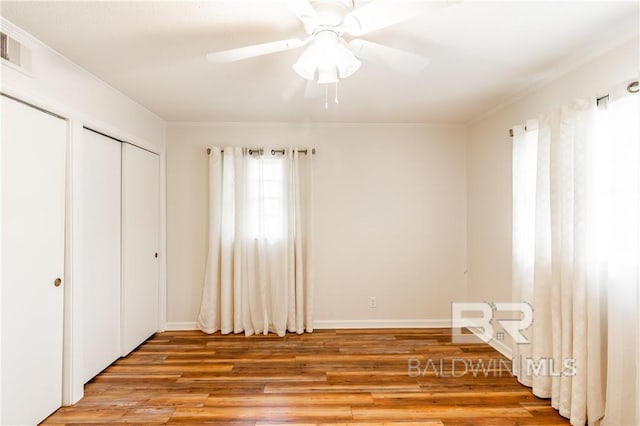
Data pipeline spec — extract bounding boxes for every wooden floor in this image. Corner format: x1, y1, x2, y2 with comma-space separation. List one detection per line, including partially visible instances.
42, 329, 569, 425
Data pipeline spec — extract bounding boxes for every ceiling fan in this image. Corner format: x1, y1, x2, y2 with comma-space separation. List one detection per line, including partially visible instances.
206, 0, 435, 96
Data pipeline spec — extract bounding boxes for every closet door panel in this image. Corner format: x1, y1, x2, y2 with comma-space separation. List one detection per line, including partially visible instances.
77, 129, 122, 383
1, 95, 66, 425
121, 143, 160, 355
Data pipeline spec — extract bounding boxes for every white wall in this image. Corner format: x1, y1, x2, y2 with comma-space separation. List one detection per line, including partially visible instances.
0, 18, 165, 146
466, 37, 639, 306
166, 123, 468, 328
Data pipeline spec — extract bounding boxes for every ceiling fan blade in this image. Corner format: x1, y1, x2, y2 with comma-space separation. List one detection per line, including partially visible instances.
206, 38, 305, 63
349, 39, 430, 75
344, 1, 439, 36
285, 0, 317, 33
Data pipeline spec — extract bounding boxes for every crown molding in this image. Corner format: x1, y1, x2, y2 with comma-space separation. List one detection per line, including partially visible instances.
167, 121, 466, 129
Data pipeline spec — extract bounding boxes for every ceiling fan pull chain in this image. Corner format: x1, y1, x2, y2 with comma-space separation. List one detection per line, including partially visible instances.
335, 82, 339, 104
325, 84, 329, 109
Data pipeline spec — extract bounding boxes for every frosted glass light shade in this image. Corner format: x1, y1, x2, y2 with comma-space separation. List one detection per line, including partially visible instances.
292, 45, 317, 81
317, 66, 338, 84
336, 42, 361, 79
292, 33, 361, 83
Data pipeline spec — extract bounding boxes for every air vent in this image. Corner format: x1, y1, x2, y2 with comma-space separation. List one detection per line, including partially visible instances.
1, 31, 32, 74
0, 33, 7, 60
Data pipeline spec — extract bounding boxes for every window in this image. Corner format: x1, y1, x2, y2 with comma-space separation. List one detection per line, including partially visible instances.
510, 93, 640, 424
246, 156, 286, 241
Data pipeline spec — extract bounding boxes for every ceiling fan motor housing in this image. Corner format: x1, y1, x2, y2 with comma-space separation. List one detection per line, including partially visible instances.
310, 0, 354, 28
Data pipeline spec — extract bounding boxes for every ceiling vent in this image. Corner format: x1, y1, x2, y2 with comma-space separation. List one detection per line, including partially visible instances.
1, 32, 32, 75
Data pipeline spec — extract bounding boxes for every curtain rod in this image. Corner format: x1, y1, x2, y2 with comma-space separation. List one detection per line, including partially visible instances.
508, 80, 639, 137
206, 147, 316, 155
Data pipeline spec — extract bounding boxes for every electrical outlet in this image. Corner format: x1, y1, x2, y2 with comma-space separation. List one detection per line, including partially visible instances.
369, 296, 376, 308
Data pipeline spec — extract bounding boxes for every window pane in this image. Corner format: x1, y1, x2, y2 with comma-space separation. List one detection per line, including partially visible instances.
245, 156, 285, 241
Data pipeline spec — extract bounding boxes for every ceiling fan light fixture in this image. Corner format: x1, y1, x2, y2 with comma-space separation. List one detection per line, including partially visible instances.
293, 45, 317, 81
317, 66, 338, 85
314, 30, 340, 69
337, 56, 361, 79
336, 42, 361, 79
292, 61, 316, 81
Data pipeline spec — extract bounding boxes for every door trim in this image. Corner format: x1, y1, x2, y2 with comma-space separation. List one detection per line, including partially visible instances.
1, 92, 66, 120
83, 126, 160, 156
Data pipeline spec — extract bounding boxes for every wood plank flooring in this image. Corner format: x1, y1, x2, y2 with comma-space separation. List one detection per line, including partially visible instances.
42, 329, 569, 425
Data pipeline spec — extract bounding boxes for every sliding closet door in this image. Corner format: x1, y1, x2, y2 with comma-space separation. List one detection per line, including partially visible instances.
77, 129, 122, 383
1, 95, 66, 425
121, 143, 160, 355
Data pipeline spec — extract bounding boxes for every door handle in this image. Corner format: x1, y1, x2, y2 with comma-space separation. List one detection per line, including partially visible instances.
154, 252, 158, 258
54, 278, 62, 287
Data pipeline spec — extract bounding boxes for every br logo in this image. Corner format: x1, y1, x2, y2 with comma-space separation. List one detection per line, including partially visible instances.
451, 302, 533, 344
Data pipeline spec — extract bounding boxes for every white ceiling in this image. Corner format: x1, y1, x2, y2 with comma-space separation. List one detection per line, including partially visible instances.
1, 1, 638, 123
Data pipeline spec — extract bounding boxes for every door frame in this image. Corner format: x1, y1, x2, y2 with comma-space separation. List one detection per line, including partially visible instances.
0, 83, 168, 407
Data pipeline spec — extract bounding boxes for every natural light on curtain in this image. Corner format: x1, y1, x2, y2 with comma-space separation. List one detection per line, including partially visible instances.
246, 157, 285, 241
198, 147, 314, 337
598, 93, 639, 426
512, 89, 639, 426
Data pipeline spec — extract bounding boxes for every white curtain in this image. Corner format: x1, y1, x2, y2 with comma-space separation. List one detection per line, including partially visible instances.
600, 94, 639, 426
512, 93, 639, 426
198, 147, 314, 337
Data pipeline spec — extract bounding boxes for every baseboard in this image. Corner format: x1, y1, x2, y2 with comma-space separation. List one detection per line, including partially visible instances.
467, 327, 513, 359
165, 319, 451, 331
313, 319, 451, 329
489, 338, 513, 359
165, 321, 198, 331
